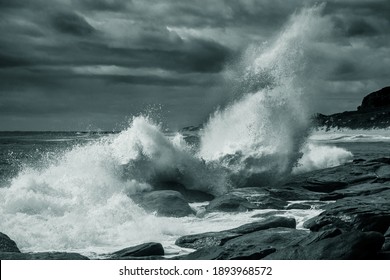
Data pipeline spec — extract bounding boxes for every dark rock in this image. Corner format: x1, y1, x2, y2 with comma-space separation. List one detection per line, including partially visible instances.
222, 227, 308, 252
302, 179, 348, 193
377, 251, 390, 260
0, 232, 20, 253
175, 216, 296, 249
369, 158, 390, 165
286, 203, 311, 210
251, 211, 287, 218
0, 252, 89, 260
174, 246, 227, 260
298, 228, 343, 246
314, 87, 390, 129
385, 226, 390, 237
153, 181, 214, 202
175, 245, 276, 260
320, 183, 390, 201
267, 186, 324, 200
264, 231, 385, 260
304, 190, 390, 233
206, 194, 257, 212
110, 242, 164, 259
29, 252, 89, 260
255, 197, 288, 209
131, 190, 195, 217
358, 87, 390, 112
382, 239, 390, 251
177, 227, 307, 260
375, 165, 390, 182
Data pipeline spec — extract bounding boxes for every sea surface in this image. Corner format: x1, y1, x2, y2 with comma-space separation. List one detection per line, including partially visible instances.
0, 128, 389, 258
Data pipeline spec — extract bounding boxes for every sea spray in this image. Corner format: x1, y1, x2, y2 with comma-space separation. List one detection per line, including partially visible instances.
198, 6, 331, 186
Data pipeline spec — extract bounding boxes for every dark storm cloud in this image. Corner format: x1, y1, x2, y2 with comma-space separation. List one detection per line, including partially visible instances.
51, 11, 95, 36
77, 0, 130, 11
0, 0, 389, 130
0, 53, 31, 68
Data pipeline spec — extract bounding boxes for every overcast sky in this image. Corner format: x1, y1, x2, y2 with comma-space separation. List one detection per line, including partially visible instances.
0, 0, 389, 131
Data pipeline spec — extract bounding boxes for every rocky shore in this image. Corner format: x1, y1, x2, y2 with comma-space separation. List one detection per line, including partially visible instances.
315, 87, 390, 129
1, 156, 390, 260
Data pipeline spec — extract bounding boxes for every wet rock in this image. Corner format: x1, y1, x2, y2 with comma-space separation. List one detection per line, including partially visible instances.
255, 197, 288, 209
304, 190, 390, 233
223, 227, 308, 251
0, 232, 20, 253
319, 183, 390, 201
175, 245, 276, 260
298, 228, 342, 246
175, 216, 296, 249
153, 181, 214, 202
286, 203, 311, 210
264, 231, 385, 260
382, 239, 390, 251
131, 190, 195, 217
0, 252, 89, 260
177, 227, 307, 260
374, 165, 390, 182
283, 161, 382, 194
369, 158, 390, 165
301, 179, 348, 193
267, 186, 324, 200
385, 226, 390, 237
110, 242, 164, 259
206, 194, 257, 212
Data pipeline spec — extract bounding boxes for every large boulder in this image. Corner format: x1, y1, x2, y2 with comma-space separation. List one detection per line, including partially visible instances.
175, 216, 296, 249
264, 231, 385, 260
0, 232, 20, 253
109, 242, 164, 259
131, 190, 195, 217
205, 194, 258, 212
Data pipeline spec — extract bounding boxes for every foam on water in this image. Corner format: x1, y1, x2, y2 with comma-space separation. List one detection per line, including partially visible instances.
0, 5, 354, 256
293, 143, 353, 174
311, 127, 390, 142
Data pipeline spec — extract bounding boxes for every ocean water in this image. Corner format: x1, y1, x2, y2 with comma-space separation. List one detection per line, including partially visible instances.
0, 5, 388, 258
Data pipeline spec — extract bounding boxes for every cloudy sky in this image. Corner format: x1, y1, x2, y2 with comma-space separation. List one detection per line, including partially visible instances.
0, 0, 389, 131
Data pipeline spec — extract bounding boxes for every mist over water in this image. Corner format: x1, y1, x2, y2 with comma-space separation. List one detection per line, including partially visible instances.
0, 5, 354, 255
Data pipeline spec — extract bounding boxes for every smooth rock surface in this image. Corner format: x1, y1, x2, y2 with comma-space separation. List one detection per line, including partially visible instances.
264, 231, 385, 260
131, 190, 195, 217
175, 216, 296, 249
110, 242, 164, 259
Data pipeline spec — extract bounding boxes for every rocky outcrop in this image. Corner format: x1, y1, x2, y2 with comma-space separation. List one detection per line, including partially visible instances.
304, 191, 390, 233
131, 190, 195, 217
315, 87, 390, 129
264, 231, 384, 260
358, 87, 390, 112
0, 232, 20, 253
175, 216, 296, 250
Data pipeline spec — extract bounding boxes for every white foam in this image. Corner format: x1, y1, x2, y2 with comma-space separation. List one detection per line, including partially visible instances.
293, 143, 353, 174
